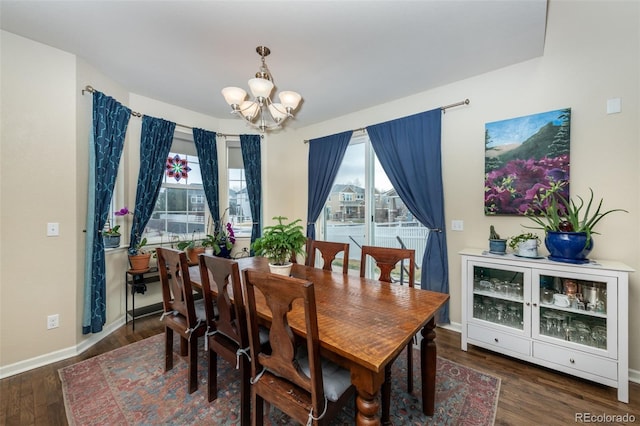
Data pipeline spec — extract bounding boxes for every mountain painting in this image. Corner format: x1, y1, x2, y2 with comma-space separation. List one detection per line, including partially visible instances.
484, 108, 571, 215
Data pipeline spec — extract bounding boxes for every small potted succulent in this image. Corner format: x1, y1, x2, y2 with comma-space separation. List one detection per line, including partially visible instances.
508, 232, 540, 257
488, 225, 507, 255
524, 187, 627, 263
251, 216, 307, 276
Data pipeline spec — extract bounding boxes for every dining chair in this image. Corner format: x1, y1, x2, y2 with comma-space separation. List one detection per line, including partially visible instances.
308, 240, 350, 274
242, 269, 355, 425
156, 247, 207, 394
198, 254, 267, 425
359, 245, 416, 424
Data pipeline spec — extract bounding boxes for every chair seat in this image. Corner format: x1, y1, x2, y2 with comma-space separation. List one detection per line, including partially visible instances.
296, 347, 352, 402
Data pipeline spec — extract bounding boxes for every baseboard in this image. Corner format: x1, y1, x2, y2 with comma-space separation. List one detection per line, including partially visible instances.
0, 316, 126, 379
438, 321, 640, 385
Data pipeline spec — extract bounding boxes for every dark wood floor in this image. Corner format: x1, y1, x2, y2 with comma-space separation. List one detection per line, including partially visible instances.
1, 316, 638, 425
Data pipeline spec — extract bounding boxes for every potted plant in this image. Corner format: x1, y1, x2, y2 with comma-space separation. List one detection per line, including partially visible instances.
488, 225, 507, 255
201, 210, 236, 258
177, 231, 205, 265
251, 216, 307, 276
524, 187, 627, 263
508, 232, 540, 258
128, 237, 152, 272
103, 223, 121, 248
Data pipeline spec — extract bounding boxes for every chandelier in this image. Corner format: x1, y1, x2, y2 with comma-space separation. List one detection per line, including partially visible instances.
221, 46, 302, 132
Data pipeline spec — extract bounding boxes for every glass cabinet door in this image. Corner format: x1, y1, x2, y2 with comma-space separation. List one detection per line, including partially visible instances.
469, 262, 530, 335
532, 270, 617, 357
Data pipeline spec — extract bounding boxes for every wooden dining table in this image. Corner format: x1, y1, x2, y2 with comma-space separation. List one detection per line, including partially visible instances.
189, 256, 449, 425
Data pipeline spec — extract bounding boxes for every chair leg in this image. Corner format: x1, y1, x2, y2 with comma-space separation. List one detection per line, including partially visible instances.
239, 357, 250, 426
407, 342, 413, 393
252, 391, 264, 426
165, 327, 173, 372
187, 337, 198, 394
208, 346, 217, 402
381, 364, 392, 426
179, 335, 188, 356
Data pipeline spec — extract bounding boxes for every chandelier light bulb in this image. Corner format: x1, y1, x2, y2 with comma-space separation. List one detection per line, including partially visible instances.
221, 46, 302, 132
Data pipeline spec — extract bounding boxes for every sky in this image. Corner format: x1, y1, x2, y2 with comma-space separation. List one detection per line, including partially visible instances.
485, 108, 565, 147
333, 139, 393, 192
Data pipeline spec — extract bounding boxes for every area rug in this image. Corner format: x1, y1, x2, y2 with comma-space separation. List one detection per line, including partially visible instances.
59, 334, 500, 425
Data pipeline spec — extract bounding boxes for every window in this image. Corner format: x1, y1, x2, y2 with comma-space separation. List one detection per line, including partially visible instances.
143, 133, 209, 244
321, 134, 429, 282
227, 142, 253, 238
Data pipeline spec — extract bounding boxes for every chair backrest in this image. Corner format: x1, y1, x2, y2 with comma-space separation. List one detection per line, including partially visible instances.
359, 245, 415, 287
309, 240, 350, 274
198, 254, 247, 346
242, 269, 325, 403
156, 247, 199, 326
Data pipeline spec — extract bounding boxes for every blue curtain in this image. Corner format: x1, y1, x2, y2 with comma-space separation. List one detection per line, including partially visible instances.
306, 131, 352, 239
367, 109, 450, 323
129, 116, 176, 252
83, 91, 131, 334
240, 135, 262, 248
193, 128, 220, 226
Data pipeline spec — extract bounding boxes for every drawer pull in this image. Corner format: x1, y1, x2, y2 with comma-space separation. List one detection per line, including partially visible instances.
525, 302, 530, 306
570, 358, 575, 364
494, 338, 499, 343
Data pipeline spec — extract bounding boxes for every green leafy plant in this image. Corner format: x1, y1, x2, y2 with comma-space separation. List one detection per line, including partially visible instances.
508, 232, 540, 250
251, 216, 306, 265
524, 187, 627, 243
103, 224, 121, 236
130, 237, 149, 255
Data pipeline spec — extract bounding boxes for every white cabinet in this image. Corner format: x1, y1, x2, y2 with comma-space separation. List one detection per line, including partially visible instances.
460, 248, 632, 403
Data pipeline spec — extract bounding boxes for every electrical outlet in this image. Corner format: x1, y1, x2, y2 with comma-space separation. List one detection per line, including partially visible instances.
47, 314, 59, 329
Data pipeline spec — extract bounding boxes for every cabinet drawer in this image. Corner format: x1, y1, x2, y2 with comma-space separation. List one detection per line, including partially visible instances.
533, 341, 617, 380
468, 323, 530, 356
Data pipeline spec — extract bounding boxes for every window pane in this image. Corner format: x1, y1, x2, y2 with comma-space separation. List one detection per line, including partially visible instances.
143, 150, 208, 243
228, 165, 253, 238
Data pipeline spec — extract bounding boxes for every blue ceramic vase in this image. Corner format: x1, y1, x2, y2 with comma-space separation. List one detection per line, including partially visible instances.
544, 231, 593, 264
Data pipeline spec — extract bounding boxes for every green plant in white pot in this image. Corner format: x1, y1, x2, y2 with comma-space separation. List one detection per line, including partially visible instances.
508, 232, 540, 258
251, 216, 307, 276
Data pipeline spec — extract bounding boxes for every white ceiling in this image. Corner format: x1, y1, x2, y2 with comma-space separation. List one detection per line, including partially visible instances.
0, 0, 548, 129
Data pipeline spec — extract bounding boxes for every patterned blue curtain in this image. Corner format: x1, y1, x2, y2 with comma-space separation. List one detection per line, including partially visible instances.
192, 128, 220, 226
367, 109, 450, 323
83, 91, 131, 334
129, 116, 176, 252
306, 131, 352, 239
240, 135, 262, 248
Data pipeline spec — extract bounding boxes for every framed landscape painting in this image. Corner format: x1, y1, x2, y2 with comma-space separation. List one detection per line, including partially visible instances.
484, 108, 571, 215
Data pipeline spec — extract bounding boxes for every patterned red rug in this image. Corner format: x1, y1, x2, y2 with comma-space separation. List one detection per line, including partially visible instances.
59, 333, 500, 425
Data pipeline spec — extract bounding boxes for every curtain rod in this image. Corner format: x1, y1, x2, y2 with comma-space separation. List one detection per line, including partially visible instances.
81, 85, 261, 139
303, 98, 470, 143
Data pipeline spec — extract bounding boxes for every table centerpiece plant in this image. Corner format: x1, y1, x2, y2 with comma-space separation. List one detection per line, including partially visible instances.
523, 187, 627, 263
251, 216, 307, 276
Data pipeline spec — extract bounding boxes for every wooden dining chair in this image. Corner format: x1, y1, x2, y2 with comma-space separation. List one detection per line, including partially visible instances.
156, 247, 207, 394
308, 240, 350, 274
242, 269, 355, 425
198, 254, 268, 425
359, 245, 416, 424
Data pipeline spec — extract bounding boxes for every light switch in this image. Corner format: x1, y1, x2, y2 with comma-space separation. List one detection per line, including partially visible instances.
607, 98, 621, 114
451, 220, 464, 231
47, 222, 60, 236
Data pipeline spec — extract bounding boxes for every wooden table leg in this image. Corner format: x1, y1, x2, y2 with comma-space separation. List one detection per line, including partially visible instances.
351, 366, 384, 426
355, 388, 380, 426
421, 317, 437, 416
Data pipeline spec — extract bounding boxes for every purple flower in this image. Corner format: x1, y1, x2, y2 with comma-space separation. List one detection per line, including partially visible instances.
115, 206, 133, 216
